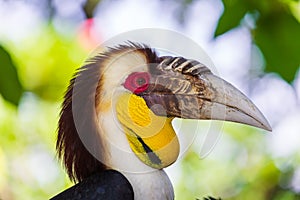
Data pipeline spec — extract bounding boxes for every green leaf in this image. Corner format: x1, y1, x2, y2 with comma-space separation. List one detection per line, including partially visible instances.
0, 45, 23, 105
215, 0, 249, 37
255, 11, 300, 82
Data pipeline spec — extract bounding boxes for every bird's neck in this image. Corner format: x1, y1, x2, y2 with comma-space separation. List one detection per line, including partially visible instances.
124, 170, 174, 200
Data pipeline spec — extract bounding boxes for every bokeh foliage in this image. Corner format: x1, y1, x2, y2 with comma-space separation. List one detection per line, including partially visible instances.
0, 27, 87, 199
175, 123, 300, 199
0, 0, 299, 199
215, 0, 300, 83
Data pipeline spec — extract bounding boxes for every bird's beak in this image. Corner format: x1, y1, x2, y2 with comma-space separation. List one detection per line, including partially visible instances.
142, 58, 272, 131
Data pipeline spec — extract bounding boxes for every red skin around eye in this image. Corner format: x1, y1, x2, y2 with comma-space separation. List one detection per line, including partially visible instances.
124, 72, 150, 94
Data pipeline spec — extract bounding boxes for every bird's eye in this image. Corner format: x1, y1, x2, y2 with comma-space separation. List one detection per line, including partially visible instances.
124, 72, 150, 94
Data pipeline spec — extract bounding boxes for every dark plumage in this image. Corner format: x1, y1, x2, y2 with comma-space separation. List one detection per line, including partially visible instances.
51, 170, 134, 200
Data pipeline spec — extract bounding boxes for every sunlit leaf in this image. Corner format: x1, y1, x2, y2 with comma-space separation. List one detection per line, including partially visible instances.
214, 0, 249, 37
255, 11, 300, 83
0, 45, 23, 106
10, 28, 87, 102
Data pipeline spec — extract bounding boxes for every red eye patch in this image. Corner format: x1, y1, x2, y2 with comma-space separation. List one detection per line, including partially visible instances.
124, 72, 150, 94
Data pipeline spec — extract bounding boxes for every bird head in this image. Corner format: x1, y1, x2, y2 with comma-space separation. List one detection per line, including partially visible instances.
57, 42, 271, 182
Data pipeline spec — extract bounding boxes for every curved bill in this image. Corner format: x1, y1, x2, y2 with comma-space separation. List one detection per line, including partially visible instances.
142, 67, 272, 131
197, 73, 272, 131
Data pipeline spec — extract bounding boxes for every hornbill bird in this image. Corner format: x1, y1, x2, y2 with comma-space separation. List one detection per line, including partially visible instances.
52, 42, 271, 200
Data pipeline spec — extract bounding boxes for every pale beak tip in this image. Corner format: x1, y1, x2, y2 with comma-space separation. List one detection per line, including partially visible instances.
258, 123, 272, 132
262, 122, 272, 132
253, 113, 272, 132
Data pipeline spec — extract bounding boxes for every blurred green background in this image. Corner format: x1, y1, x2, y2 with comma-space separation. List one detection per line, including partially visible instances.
0, 0, 299, 199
